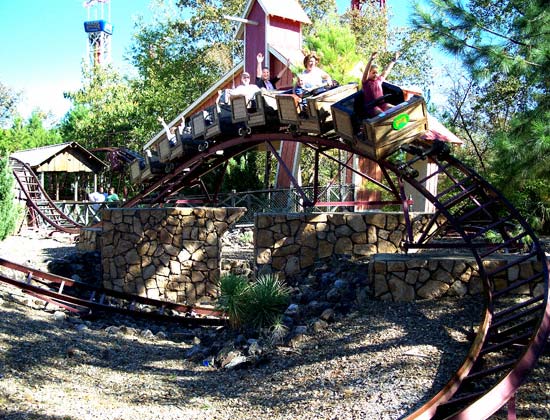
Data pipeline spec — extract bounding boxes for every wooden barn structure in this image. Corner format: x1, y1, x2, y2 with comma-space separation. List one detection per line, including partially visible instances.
10, 142, 107, 201
143, 0, 310, 186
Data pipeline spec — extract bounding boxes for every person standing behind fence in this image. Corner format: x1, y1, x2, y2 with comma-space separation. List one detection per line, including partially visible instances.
88, 186, 106, 219
106, 187, 119, 203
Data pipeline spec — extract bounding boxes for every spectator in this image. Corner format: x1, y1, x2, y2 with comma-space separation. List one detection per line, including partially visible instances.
88, 186, 106, 220
256, 52, 289, 90
88, 186, 106, 204
361, 51, 400, 118
301, 53, 332, 90
106, 187, 119, 203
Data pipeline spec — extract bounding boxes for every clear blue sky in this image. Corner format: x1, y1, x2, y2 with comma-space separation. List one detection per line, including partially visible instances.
0, 0, 419, 124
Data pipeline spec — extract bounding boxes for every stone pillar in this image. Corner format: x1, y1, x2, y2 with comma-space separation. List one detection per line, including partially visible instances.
100, 207, 245, 304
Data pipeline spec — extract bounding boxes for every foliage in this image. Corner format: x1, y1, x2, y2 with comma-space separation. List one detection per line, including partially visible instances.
0, 81, 20, 128
60, 65, 139, 150
412, 0, 550, 232
217, 273, 291, 331
128, 0, 241, 130
220, 152, 263, 192
0, 112, 62, 155
243, 273, 291, 330
341, 3, 434, 95
0, 157, 18, 240
303, 14, 362, 84
216, 273, 250, 328
299, 0, 337, 36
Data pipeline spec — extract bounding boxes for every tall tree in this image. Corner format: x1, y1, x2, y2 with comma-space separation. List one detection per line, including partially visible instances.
60, 64, 138, 150
0, 81, 20, 129
343, 3, 434, 95
0, 157, 18, 240
129, 0, 242, 128
413, 0, 550, 231
0, 112, 62, 155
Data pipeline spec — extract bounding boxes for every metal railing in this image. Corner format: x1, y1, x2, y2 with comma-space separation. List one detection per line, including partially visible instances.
54, 185, 357, 226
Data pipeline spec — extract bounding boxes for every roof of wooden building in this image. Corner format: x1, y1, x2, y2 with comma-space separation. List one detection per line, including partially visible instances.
10, 142, 107, 173
242, 0, 310, 24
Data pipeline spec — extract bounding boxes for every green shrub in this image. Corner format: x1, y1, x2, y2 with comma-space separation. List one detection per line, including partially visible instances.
0, 157, 17, 240
216, 274, 250, 328
243, 273, 291, 330
217, 273, 291, 331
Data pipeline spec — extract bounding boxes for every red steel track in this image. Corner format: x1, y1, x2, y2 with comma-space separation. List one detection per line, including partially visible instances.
0, 258, 225, 327
10, 157, 84, 234
4, 86, 549, 417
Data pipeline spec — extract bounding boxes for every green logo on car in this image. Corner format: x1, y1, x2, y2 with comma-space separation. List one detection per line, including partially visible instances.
392, 113, 410, 130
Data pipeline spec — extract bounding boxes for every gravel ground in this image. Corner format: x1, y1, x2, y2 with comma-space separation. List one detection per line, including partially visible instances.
0, 231, 549, 420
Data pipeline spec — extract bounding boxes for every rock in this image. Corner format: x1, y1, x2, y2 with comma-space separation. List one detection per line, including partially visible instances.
313, 319, 328, 332
289, 333, 307, 348
74, 323, 89, 332
140, 329, 155, 339
284, 303, 300, 317
247, 340, 262, 356
224, 355, 249, 369
53, 311, 66, 322
293, 325, 308, 335
319, 308, 335, 322
185, 344, 206, 361
105, 326, 121, 335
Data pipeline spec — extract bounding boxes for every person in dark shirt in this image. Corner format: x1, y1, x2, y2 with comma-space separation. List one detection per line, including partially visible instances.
256, 52, 289, 90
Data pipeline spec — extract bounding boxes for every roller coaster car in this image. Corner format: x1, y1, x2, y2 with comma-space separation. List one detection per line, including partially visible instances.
230, 91, 280, 134
191, 106, 222, 141
129, 149, 167, 184
276, 83, 358, 135
158, 126, 208, 164
331, 83, 429, 160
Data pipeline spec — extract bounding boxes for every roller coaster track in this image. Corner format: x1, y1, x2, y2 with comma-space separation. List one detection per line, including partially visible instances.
3, 86, 548, 417
386, 141, 550, 419
10, 157, 84, 234
123, 126, 548, 417
0, 257, 225, 327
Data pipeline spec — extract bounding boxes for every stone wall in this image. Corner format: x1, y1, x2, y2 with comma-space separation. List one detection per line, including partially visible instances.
370, 253, 544, 301
254, 212, 545, 301
100, 207, 245, 304
255, 212, 433, 277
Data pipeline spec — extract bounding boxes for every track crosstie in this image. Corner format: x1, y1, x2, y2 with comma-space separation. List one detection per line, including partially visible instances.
5, 85, 549, 418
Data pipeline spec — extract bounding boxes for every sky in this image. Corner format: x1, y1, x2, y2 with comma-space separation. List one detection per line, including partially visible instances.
0, 0, 423, 125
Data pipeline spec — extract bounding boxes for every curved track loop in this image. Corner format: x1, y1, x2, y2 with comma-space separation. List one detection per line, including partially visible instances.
386, 141, 550, 419
124, 132, 360, 208
126, 126, 549, 418
10, 157, 84, 234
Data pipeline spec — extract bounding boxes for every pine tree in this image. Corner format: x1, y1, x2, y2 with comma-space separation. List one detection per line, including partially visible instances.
413, 0, 550, 231
0, 157, 18, 240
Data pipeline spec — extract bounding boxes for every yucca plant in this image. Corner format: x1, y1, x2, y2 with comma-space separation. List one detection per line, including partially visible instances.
243, 273, 291, 330
216, 274, 250, 328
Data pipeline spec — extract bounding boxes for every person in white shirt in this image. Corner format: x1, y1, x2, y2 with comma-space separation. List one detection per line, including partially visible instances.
230, 72, 261, 107
301, 53, 332, 90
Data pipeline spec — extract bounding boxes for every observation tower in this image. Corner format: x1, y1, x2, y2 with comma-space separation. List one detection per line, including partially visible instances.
83, 0, 113, 66
351, 0, 386, 10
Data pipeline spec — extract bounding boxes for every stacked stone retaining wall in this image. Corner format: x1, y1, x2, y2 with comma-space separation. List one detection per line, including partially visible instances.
370, 253, 544, 301
254, 212, 434, 277
254, 212, 544, 301
100, 207, 245, 304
